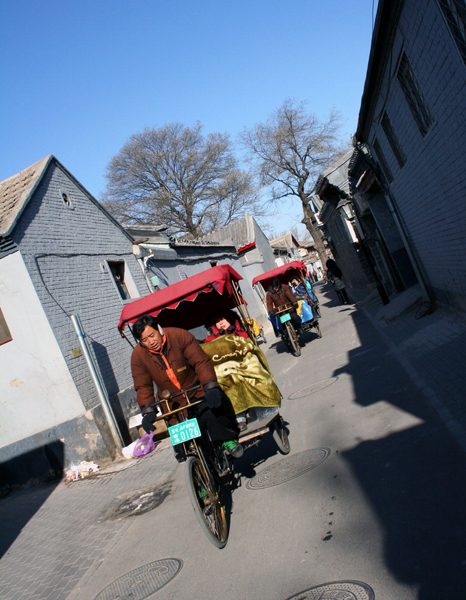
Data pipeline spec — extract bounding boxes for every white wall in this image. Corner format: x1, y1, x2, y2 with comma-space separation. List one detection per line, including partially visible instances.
0, 251, 84, 447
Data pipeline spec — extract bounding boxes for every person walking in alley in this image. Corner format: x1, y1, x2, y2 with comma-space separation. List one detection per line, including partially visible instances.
326, 259, 350, 305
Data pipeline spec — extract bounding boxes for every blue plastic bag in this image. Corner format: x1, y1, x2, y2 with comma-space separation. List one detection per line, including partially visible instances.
300, 300, 314, 322
268, 314, 281, 336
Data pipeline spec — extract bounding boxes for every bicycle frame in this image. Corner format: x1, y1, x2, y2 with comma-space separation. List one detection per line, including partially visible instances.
150, 386, 230, 478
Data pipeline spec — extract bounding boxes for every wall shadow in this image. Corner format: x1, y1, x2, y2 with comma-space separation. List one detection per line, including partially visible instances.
0, 440, 64, 558
334, 309, 466, 598
92, 340, 132, 445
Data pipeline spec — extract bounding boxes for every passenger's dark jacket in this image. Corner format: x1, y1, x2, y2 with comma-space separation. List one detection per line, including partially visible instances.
131, 327, 217, 424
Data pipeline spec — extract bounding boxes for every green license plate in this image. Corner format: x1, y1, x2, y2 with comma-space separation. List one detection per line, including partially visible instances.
168, 418, 201, 446
279, 313, 291, 323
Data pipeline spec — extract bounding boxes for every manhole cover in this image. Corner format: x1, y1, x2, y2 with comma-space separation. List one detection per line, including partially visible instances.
99, 481, 172, 521
289, 378, 337, 400
246, 448, 331, 490
286, 580, 375, 600
95, 558, 182, 600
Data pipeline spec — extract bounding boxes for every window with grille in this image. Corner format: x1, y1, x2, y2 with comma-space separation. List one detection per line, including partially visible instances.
438, 0, 466, 64
106, 260, 139, 301
60, 190, 74, 210
397, 52, 434, 136
373, 138, 394, 183
381, 111, 407, 168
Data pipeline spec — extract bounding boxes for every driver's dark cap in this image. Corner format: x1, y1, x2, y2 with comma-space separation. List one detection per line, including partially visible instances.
272, 278, 281, 288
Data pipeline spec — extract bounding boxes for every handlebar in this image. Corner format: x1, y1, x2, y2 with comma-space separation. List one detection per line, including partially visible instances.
161, 384, 201, 400
273, 303, 295, 315
147, 384, 203, 422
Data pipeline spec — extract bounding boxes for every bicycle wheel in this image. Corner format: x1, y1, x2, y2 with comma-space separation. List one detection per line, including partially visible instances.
285, 321, 301, 357
271, 417, 291, 455
185, 456, 228, 548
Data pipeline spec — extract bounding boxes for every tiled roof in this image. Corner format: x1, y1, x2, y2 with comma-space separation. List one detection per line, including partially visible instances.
319, 149, 354, 196
190, 214, 255, 248
269, 232, 300, 248
0, 156, 52, 235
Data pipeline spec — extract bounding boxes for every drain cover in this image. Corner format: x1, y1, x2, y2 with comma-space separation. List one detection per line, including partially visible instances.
286, 580, 375, 600
100, 481, 172, 521
246, 448, 331, 489
288, 378, 337, 400
94, 558, 182, 600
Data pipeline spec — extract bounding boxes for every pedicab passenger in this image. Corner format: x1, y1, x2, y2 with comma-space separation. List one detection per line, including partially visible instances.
288, 277, 308, 300
131, 315, 243, 459
266, 278, 302, 336
204, 309, 250, 431
289, 276, 318, 304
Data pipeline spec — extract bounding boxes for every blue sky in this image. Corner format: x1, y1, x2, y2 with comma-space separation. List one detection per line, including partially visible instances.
1, 0, 377, 236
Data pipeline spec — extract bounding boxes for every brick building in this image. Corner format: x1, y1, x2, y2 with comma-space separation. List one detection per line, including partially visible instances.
352, 0, 466, 311
0, 156, 149, 487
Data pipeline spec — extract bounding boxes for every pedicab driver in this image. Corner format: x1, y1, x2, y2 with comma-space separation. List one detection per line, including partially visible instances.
266, 278, 302, 334
131, 315, 243, 458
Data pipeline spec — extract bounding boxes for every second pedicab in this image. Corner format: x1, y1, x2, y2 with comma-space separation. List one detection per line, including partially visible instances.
252, 260, 322, 357
118, 264, 289, 548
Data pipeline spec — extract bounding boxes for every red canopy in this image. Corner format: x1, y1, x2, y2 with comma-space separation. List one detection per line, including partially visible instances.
252, 260, 308, 290
118, 264, 244, 333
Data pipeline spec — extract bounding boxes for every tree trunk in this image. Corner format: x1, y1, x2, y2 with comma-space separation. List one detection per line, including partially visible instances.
301, 195, 327, 266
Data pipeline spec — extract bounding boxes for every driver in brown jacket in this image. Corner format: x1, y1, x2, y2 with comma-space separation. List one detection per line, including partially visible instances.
131, 314, 243, 458
266, 278, 302, 334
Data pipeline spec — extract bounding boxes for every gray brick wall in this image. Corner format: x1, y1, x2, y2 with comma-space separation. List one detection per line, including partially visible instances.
368, 0, 466, 310
253, 221, 277, 272
11, 161, 149, 411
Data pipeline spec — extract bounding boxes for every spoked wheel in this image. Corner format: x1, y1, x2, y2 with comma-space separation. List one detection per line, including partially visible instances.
314, 321, 322, 338
270, 417, 291, 454
185, 456, 228, 548
285, 321, 301, 356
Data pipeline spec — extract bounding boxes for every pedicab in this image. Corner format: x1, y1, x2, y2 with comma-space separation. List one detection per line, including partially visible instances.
252, 260, 322, 358
118, 264, 289, 548
246, 316, 267, 344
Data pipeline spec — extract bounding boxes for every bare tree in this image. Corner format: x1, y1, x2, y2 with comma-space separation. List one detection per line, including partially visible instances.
241, 99, 348, 263
103, 122, 261, 237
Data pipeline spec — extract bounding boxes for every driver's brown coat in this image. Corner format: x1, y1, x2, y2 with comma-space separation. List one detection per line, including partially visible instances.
266, 284, 296, 313
131, 327, 217, 424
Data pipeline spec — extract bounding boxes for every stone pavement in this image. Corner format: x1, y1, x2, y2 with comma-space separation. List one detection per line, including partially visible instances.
347, 282, 466, 453
1, 281, 466, 600
0, 442, 178, 600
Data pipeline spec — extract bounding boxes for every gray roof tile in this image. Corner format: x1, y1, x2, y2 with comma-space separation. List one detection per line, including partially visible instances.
0, 156, 51, 235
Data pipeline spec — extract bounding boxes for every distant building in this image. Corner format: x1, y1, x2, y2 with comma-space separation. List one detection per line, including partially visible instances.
269, 233, 301, 265
126, 222, 268, 325
188, 214, 277, 321
316, 150, 385, 292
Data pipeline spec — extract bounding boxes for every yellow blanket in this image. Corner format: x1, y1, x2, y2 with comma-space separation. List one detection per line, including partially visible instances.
201, 335, 281, 414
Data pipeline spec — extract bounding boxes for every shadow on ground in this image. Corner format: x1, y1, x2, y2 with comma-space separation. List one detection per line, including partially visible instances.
0, 440, 64, 558
335, 307, 466, 599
